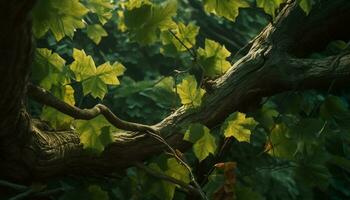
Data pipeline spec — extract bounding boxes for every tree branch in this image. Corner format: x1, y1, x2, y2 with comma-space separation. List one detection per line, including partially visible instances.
27, 83, 157, 133
2, 0, 350, 181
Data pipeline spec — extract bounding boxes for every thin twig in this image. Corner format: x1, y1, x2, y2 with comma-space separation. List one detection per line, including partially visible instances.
168, 29, 197, 60
145, 131, 208, 200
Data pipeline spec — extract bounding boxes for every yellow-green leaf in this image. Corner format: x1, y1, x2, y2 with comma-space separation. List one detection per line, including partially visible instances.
203, 0, 249, 21
32, 48, 66, 90
161, 22, 199, 52
176, 75, 205, 107
184, 123, 217, 161
75, 116, 114, 153
221, 112, 258, 142
86, 24, 108, 44
70, 49, 125, 99
32, 0, 88, 41
197, 39, 231, 77
85, 0, 114, 25
257, 0, 285, 18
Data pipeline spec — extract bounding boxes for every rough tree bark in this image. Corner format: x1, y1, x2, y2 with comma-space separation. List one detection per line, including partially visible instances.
1, 0, 350, 181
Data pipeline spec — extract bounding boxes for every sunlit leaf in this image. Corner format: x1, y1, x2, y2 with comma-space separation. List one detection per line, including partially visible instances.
256, 0, 285, 18
161, 22, 199, 53
75, 116, 114, 153
32, 48, 66, 90
221, 112, 258, 142
197, 39, 232, 77
32, 0, 88, 41
184, 123, 216, 161
176, 75, 205, 107
86, 24, 108, 44
203, 0, 249, 21
84, 0, 114, 25
70, 49, 125, 99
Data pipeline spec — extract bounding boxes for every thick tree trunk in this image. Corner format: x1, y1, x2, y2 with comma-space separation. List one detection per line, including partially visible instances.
1, 0, 350, 181
0, 1, 36, 180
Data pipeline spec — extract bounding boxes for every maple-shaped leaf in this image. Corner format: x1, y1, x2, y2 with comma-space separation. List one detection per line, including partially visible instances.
184, 123, 217, 161
32, 0, 88, 41
197, 39, 232, 77
203, 0, 249, 21
161, 22, 199, 53
32, 48, 67, 90
221, 112, 258, 142
124, 0, 177, 45
176, 75, 205, 107
75, 116, 114, 153
86, 24, 108, 44
84, 0, 114, 25
257, 0, 285, 18
70, 49, 125, 99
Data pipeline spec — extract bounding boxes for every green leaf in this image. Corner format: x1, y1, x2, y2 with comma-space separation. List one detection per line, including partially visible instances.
84, 0, 114, 25
203, 0, 249, 21
41, 85, 75, 129
197, 39, 232, 77
124, 0, 177, 45
299, 0, 314, 15
70, 49, 125, 99
75, 116, 114, 153
147, 163, 176, 200
86, 24, 108, 44
32, 48, 67, 90
268, 123, 297, 159
256, 0, 285, 18
32, 0, 88, 41
184, 123, 217, 161
221, 112, 258, 142
165, 158, 190, 184
160, 22, 199, 52
176, 75, 205, 107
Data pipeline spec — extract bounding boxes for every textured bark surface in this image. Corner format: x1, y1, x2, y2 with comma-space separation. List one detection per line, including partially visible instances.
0, 0, 36, 180
1, 0, 350, 181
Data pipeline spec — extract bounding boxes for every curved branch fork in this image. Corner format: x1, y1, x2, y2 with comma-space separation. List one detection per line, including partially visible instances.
2, 0, 350, 180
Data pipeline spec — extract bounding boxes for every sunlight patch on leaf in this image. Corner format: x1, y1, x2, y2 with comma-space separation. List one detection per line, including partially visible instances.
184, 123, 217, 161
84, 0, 114, 25
32, 0, 88, 41
86, 24, 108, 44
257, 0, 285, 18
176, 75, 205, 108
221, 112, 258, 142
70, 49, 126, 99
203, 0, 249, 21
197, 39, 232, 77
